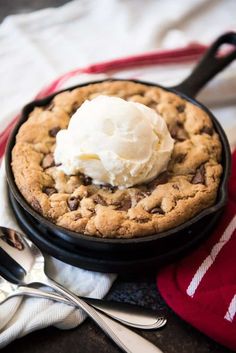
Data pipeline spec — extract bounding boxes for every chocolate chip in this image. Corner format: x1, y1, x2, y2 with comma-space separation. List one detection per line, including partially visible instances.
169, 125, 177, 137
150, 207, 164, 214
191, 164, 205, 184
41, 153, 55, 169
31, 198, 42, 212
49, 126, 60, 137
74, 214, 81, 221
81, 174, 92, 186
93, 194, 107, 206
174, 153, 186, 163
200, 126, 213, 135
114, 198, 132, 211
42, 186, 57, 196
176, 104, 185, 113
177, 129, 188, 141
68, 197, 79, 211
135, 193, 144, 202
134, 191, 150, 203
170, 122, 189, 141
147, 172, 169, 190
172, 184, 179, 190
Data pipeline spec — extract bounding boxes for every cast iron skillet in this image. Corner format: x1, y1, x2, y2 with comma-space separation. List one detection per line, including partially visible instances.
5, 33, 235, 270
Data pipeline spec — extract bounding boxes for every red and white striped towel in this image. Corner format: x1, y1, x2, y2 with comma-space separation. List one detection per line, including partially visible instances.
157, 150, 236, 351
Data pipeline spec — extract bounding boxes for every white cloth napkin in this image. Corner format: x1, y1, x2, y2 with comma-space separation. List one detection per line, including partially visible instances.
1, 0, 236, 349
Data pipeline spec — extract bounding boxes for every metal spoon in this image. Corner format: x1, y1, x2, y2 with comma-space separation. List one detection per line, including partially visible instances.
0, 227, 164, 353
0, 275, 166, 330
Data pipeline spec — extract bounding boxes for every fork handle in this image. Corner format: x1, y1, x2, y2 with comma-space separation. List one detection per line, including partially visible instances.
41, 277, 164, 353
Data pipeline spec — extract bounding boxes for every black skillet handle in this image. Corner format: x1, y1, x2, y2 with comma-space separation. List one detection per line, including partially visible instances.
172, 32, 236, 98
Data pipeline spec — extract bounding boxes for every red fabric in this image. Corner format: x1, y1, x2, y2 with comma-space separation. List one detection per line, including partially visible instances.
157, 150, 236, 351
35, 44, 207, 100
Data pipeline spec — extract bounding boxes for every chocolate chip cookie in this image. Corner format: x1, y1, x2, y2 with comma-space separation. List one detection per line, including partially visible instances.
11, 81, 222, 238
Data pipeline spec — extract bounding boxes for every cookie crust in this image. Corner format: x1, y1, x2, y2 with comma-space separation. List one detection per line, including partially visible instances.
12, 81, 222, 238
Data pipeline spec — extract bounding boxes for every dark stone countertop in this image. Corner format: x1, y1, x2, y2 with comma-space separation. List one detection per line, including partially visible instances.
0, 1, 233, 352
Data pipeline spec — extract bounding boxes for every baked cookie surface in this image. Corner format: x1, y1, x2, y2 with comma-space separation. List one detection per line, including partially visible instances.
12, 81, 222, 238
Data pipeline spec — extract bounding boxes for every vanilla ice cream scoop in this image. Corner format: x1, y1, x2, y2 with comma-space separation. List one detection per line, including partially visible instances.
54, 95, 174, 188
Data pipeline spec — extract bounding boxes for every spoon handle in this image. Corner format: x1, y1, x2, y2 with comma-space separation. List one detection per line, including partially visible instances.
42, 277, 164, 353
15, 286, 166, 330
